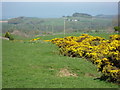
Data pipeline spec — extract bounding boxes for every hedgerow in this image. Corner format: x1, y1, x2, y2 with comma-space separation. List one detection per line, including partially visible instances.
45, 34, 120, 83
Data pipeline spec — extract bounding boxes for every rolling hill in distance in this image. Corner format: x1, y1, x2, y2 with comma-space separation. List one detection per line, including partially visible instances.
2, 2, 118, 37
1, 12, 117, 37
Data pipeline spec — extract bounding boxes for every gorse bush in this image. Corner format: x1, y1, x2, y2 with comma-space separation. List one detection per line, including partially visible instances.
45, 34, 120, 83
5, 32, 14, 40
29, 37, 41, 43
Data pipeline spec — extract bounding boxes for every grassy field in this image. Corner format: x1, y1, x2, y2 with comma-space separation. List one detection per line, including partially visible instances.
0, 34, 2, 89
2, 16, 113, 34
2, 33, 120, 88
35, 32, 117, 40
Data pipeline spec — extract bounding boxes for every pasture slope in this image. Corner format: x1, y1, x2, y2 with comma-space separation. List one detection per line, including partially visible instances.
2, 33, 120, 88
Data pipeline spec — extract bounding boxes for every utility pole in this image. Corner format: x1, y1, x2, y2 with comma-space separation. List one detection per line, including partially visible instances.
64, 18, 67, 36
52, 25, 54, 34
46, 25, 48, 34
64, 19, 65, 35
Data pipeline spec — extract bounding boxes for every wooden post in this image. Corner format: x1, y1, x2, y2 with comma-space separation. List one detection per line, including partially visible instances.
52, 25, 54, 34
64, 19, 65, 35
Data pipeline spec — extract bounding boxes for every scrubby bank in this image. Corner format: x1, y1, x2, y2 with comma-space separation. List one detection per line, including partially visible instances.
45, 34, 120, 83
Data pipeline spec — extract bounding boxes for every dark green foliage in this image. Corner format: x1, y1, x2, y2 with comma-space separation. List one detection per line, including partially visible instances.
5, 32, 14, 40
114, 26, 120, 33
9, 35, 14, 40
5, 32, 10, 38
72, 12, 92, 18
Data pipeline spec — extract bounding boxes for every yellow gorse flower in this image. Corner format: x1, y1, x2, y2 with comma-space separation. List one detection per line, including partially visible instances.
46, 34, 120, 82
30, 37, 41, 42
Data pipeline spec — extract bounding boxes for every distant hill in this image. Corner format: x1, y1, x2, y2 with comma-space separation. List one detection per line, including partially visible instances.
72, 13, 92, 18
1, 13, 116, 36
95, 14, 116, 19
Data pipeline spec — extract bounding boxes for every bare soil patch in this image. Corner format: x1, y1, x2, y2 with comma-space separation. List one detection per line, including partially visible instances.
11, 30, 29, 37
84, 73, 97, 77
57, 68, 78, 77
0, 36, 9, 40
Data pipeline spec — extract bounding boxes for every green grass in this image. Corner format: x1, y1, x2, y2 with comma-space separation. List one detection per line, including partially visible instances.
2, 33, 120, 88
35, 32, 117, 40
0, 38, 2, 89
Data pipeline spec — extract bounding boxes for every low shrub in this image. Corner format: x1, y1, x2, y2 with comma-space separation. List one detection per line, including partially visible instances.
45, 34, 120, 83
5, 32, 14, 40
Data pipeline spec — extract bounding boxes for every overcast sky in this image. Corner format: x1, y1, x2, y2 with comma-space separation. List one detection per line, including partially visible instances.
1, 1, 118, 19
1, 0, 120, 2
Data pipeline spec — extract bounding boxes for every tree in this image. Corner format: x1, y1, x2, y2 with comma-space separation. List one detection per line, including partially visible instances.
5, 32, 14, 40
114, 26, 120, 33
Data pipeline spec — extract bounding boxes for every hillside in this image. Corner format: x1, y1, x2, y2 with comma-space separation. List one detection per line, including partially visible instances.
2, 33, 120, 88
1, 13, 116, 37
2, 17, 112, 32
95, 14, 116, 19
72, 12, 92, 18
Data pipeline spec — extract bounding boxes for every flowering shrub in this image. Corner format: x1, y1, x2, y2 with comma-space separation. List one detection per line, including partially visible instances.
45, 34, 120, 83
29, 37, 41, 43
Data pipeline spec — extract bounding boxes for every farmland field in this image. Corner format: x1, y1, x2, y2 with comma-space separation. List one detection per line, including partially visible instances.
0, 33, 2, 89
2, 33, 120, 88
